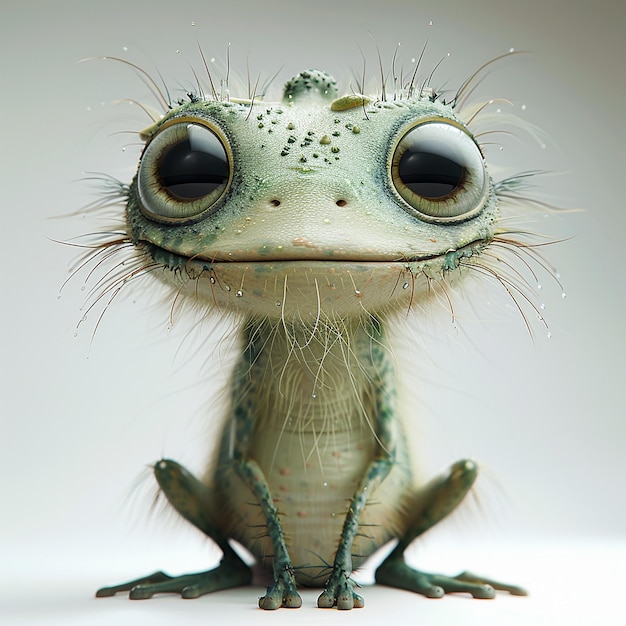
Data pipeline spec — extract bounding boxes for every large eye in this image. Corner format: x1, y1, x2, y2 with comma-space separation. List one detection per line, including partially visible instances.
138, 120, 232, 222
390, 120, 488, 222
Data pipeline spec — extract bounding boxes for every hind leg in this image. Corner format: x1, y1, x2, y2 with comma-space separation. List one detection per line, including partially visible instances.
375, 460, 527, 598
96, 459, 251, 600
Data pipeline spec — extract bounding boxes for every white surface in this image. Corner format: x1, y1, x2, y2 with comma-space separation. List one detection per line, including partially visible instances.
3, 539, 624, 625
2, 0, 624, 624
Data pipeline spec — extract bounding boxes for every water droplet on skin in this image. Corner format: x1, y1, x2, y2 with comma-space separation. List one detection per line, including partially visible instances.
235, 290, 243, 297
547, 332, 552, 339
521, 104, 527, 111
225, 285, 231, 291
275, 301, 282, 307
323, 482, 328, 487
402, 282, 409, 289
73, 332, 78, 338
354, 290, 362, 297
561, 292, 567, 299
311, 393, 317, 399
540, 303, 546, 310
209, 276, 216, 284
509, 47, 515, 53
122, 46, 128, 52
537, 283, 542, 290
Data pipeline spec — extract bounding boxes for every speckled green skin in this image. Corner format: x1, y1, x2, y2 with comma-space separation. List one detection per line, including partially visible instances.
96, 70, 527, 609
127, 71, 497, 322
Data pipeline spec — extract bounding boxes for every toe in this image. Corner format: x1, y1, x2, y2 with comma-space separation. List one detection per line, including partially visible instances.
317, 590, 335, 608
470, 584, 496, 599
129, 585, 154, 600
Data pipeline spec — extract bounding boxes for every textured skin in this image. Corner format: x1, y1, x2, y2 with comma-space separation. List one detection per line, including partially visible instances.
128, 75, 497, 321
212, 319, 412, 587
95, 67, 528, 609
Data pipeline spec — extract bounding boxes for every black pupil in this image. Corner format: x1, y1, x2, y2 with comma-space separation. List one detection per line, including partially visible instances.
398, 149, 465, 199
159, 133, 228, 200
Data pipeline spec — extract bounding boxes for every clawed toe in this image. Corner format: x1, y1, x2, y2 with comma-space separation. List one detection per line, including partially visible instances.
96, 571, 173, 598
96, 560, 252, 601
258, 580, 302, 610
456, 570, 528, 597
375, 557, 526, 599
317, 574, 364, 610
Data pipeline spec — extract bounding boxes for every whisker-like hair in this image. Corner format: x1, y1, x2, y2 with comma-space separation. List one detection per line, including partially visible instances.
82, 56, 172, 112
188, 62, 206, 101
370, 34, 387, 102
451, 50, 526, 110
390, 41, 401, 99
406, 39, 429, 98
423, 52, 450, 96
196, 40, 218, 100
82, 260, 161, 342
461, 253, 549, 339
463, 98, 512, 127
482, 248, 539, 292
245, 72, 262, 121
491, 237, 565, 291
110, 98, 163, 123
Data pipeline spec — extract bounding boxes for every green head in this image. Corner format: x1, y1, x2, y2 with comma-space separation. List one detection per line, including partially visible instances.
126, 69, 497, 321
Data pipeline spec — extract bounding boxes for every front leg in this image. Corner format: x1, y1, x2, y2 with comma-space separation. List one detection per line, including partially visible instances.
233, 457, 302, 610
317, 455, 393, 609
318, 331, 396, 610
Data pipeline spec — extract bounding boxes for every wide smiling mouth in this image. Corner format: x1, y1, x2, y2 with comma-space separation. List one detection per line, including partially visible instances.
142, 239, 477, 268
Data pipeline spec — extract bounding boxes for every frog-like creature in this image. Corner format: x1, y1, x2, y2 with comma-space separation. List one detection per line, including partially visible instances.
93, 65, 529, 609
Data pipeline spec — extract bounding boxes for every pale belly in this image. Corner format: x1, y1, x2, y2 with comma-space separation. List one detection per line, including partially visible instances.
215, 422, 413, 586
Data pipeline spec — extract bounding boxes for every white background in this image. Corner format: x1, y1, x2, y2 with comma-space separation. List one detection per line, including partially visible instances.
2, 0, 624, 624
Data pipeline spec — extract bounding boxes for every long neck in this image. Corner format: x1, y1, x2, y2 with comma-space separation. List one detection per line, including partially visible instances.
233, 315, 389, 433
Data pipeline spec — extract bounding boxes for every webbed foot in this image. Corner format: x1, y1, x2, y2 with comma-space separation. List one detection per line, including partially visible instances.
96, 557, 252, 600
258, 567, 302, 609
317, 570, 364, 610
375, 558, 527, 598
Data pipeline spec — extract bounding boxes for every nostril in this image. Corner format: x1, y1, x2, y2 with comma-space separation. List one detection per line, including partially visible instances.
336, 199, 347, 207
270, 199, 281, 207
